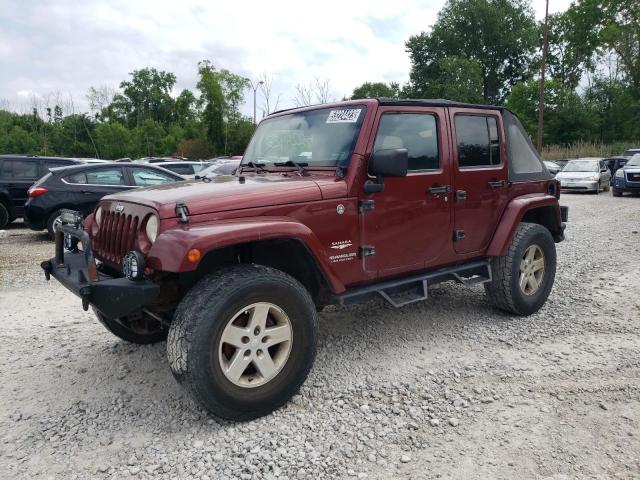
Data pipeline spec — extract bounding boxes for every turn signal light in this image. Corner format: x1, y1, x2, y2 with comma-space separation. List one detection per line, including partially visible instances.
187, 249, 201, 263
28, 186, 48, 197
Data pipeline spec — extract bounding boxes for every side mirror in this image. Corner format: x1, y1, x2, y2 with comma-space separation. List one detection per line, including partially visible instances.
369, 148, 409, 177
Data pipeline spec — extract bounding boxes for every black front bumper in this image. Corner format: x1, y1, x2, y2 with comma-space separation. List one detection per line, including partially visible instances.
41, 223, 159, 319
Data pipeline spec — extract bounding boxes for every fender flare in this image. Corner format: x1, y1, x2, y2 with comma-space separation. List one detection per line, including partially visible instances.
146, 216, 345, 292
487, 193, 562, 257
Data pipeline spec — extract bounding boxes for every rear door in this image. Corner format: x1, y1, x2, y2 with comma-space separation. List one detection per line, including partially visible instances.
1, 158, 40, 214
62, 167, 131, 216
360, 106, 452, 277
449, 108, 509, 254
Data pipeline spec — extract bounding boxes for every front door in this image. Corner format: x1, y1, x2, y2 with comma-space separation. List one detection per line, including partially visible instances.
449, 108, 509, 254
360, 106, 452, 278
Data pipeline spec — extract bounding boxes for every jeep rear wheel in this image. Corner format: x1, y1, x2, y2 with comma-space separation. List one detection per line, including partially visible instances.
485, 222, 556, 316
167, 264, 317, 421
94, 309, 169, 344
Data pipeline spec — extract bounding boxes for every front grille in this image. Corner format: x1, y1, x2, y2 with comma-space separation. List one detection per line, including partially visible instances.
626, 172, 640, 183
94, 211, 139, 266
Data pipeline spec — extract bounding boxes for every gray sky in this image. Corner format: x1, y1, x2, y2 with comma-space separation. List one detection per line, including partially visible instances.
0, 0, 572, 118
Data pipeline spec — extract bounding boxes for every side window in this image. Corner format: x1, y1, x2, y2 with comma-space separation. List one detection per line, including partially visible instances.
66, 168, 124, 185
163, 164, 194, 175
3, 159, 39, 179
455, 115, 501, 168
373, 113, 439, 171
131, 168, 177, 186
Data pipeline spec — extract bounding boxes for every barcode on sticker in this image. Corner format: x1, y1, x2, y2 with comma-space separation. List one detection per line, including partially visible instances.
326, 109, 362, 123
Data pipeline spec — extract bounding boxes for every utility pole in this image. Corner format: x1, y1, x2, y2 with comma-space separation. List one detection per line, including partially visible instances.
536, 0, 549, 153
249, 79, 264, 126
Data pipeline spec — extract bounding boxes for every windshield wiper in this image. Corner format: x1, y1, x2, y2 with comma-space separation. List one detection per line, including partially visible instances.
273, 160, 310, 176
238, 161, 267, 174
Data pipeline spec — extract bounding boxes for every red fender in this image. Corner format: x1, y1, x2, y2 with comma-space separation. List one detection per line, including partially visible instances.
487, 193, 562, 257
146, 216, 345, 293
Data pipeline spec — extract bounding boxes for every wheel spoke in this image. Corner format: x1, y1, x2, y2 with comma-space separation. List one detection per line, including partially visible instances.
531, 257, 545, 272
221, 325, 249, 348
247, 304, 270, 332
224, 350, 252, 383
526, 246, 536, 262
263, 325, 291, 347
253, 353, 277, 380
528, 273, 540, 292
519, 260, 528, 273
519, 272, 529, 291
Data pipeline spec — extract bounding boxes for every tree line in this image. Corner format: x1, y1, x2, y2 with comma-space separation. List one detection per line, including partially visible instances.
1, 0, 638, 159
351, 0, 640, 148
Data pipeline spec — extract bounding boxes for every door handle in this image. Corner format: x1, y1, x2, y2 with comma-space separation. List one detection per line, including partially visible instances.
80, 190, 93, 194
488, 180, 506, 188
427, 185, 450, 195
455, 190, 467, 201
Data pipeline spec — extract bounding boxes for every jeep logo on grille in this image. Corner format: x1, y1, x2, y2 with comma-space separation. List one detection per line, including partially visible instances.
115, 204, 124, 213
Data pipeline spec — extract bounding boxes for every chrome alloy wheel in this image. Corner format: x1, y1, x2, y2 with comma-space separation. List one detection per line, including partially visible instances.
519, 244, 545, 295
218, 302, 292, 388
52, 215, 63, 233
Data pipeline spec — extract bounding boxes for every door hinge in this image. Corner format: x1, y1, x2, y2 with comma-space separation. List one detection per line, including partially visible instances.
453, 230, 466, 241
358, 200, 375, 213
359, 245, 376, 258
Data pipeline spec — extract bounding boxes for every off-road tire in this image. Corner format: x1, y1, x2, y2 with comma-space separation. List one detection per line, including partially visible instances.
0, 203, 9, 229
46, 209, 63, 240
612, 188, 622, 197
485, 222, 556, 316
167, 264, 318, 421
94, 308, 169, 344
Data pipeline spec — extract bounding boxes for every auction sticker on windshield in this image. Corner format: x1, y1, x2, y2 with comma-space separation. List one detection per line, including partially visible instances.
326, 109, 362, 123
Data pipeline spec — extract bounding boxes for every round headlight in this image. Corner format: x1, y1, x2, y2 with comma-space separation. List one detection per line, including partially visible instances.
145, 215, 159, 244
95, 206, 103, 225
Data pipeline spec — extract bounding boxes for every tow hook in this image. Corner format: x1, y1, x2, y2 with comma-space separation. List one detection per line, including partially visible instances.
79, 286, 91, 311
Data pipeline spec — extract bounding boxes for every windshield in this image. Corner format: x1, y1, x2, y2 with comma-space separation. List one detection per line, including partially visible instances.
242, 106, 366, 168
563, 160, 599, 172
627, 154, 640, 167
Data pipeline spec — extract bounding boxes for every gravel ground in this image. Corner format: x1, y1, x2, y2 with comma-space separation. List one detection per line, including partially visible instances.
1, 192, 639, 480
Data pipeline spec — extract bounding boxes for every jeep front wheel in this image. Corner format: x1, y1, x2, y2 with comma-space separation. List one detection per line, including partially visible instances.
167, 264, 318, 420
485, 222, 556, 316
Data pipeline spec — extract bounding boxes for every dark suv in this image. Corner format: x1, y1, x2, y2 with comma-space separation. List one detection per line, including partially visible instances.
42, 99, 568, 420
0, 155, 82, 228
24, 162, 183, 238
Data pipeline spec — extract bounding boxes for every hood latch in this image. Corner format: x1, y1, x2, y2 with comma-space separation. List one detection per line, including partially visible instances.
176, 202, 189, 224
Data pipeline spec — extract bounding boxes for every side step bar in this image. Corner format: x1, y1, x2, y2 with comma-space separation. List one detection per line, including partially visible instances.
334, 260, 492, 308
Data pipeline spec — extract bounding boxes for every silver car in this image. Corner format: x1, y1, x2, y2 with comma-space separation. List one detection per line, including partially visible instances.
556, 158, 611, 193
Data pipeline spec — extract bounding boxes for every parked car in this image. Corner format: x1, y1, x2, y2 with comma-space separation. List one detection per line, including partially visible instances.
622, 148, 640, 157
154, 161, 210, 179
0, 155, 83, 228
603, 156, 629, 183
196, 159, 241, 178
556, 158, 611, 193
543, 161, 562, 176
24, 162, 182, 238
43, 98, 567, 420
612, 154, 640, 197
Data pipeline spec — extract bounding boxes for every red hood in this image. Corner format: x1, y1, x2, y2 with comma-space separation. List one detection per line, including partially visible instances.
103, 174, 328, 219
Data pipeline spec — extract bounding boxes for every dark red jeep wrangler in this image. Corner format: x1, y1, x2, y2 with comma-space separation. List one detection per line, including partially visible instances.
42, 99, 568, 420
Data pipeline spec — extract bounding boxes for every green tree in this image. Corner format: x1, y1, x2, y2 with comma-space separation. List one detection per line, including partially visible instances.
350, 82, 400, 99
406, 0, 538, 104
196, 61, 226, 154
110, 68, 177, 127
95, 122, 131, 159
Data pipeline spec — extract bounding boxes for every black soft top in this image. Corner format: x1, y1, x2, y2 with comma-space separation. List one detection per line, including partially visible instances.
377, 98, 504, 111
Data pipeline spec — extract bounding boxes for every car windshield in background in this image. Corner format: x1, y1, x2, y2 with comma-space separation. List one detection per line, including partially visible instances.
563, 160, 599, 172
626, 155, 640, 167
242, 106, 366, 168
